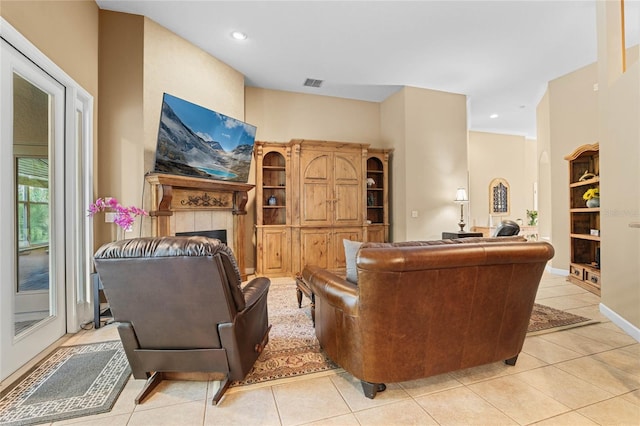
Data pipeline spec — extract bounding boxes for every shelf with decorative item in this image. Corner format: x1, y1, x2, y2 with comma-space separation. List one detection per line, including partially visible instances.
570, 233, 600, 242
570, 176, 599, 187
565, 143, 600, 296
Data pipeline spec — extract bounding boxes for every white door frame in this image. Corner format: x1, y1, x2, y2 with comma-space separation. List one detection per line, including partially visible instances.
0, 18, 94, 381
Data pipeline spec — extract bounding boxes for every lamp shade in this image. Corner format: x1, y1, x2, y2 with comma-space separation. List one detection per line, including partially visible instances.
454, 188, 468, 202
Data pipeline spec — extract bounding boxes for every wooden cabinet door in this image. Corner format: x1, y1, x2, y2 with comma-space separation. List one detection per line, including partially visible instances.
300, 228, 331, 269
300, 150, 332, 226
259, 227, 290, 275
332, 228, 363, 269
366, 225, 386, 243
333, 152, 362, 226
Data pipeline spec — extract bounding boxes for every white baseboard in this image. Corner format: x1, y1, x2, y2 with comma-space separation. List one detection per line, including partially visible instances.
546, 265, 569, 276
600, 303, 640, 342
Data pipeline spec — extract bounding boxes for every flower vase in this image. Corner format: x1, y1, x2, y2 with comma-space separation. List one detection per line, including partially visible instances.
586, 197, 600, 208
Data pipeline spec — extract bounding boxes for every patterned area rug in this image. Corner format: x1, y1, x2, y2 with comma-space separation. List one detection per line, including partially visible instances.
232, 280, 597, 388
0, 341, 130, 426
528, 303, 598, 335
231, 279, 339, 388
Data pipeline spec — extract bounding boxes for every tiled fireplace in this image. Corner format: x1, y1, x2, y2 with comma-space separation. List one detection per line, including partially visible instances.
146, 173, 253, 278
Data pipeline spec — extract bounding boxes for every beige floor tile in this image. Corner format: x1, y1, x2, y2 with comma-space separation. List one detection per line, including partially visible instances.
128, 400, 206, 425
565, 305, 610, 323
556, 356, 640, 396
467, 375, 571, 424
539, 294, 599, 311
132, 379, 209, 411
204, 386, 280, 425
53, 413, 131, 426
449, 352, 546, 385
529, 411, 598, 425
597, 321, 632, 334
590, 346, 640, 373
398, 372, 463, 398
535, 284, 587, 300
565, 323, 639, 348
272, 376, 350, 426
514, 365, 614, 409
353, 399, 437, 425
330, 372, 410, 412
303, 413, 360, 425
621, 342, 640, 356
104, 376, 145, 414
622, 389, 640, 406
577, 396, 640, 425
449, 361, 511, 385
522, 335, 583, 364
415, 386, 518, 425
537, 328, 616, 355
63, 323, 120, 346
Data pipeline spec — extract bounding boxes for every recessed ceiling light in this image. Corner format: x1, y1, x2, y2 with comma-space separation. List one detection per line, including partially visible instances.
231, 31, 247, 40
490, 114, 499, 119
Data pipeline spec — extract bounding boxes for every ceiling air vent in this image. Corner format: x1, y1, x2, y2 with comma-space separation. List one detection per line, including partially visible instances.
303, 78, 323, 88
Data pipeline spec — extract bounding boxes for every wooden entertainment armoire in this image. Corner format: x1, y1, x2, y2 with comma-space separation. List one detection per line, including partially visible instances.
254, 139, 392, 277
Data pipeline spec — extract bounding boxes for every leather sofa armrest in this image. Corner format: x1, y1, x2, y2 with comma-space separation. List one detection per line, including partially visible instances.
302, 266, 358, 316
241, 277, 270, 309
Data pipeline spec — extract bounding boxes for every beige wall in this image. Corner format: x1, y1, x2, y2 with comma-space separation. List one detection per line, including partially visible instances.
380, 90, 406, 241
381, 87, 468, 241
245, 87, 380, 145
98, 12, 247, 256
536, 91, 553, 242
98, 11, 144, 243
0, 0, 99, 99
1, 0, 99, 203
597, 0, 640, 330
467, 132, 537, 229
546, 63, 599, 270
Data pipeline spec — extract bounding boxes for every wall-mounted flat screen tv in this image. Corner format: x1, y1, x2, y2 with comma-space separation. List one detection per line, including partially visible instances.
153, 93, 257, 183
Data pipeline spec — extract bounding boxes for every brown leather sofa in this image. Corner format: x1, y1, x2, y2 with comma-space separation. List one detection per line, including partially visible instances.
302, 237, 554, 399
93, 236, 270, 405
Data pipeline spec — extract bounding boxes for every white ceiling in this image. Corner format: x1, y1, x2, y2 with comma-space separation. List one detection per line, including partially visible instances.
96, 0, 639, 140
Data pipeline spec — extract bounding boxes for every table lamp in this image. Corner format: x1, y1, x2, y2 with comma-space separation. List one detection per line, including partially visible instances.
454, 188, 469, 232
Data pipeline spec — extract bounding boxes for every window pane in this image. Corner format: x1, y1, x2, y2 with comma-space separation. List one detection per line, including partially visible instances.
17, 185, 27, 201
29, 186, 49, 203
28, 204, 49, 245
17, 202, 28, 248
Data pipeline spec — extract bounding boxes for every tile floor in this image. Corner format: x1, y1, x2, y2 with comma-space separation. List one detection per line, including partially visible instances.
27, 274, 640, 425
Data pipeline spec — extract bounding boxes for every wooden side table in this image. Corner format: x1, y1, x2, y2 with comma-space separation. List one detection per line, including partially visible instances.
442, 231, 483, 239
295, 274, 315, 326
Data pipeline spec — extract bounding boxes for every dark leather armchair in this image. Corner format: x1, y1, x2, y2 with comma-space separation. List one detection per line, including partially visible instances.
93, 236, 270, 405
493, 220, 521, 236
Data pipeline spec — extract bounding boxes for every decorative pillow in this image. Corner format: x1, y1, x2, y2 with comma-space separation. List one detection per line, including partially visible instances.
343, 239, 362, 284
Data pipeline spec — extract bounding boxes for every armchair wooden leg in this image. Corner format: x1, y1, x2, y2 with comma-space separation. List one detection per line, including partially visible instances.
135, 372, 165, 404
504, 355, 519, 366
212, 377, 231, 405
361, 381, 386, 399
255, 324, 272, 353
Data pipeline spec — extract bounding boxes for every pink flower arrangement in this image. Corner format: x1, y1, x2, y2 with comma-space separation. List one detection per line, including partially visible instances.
88, 197, 148, 230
